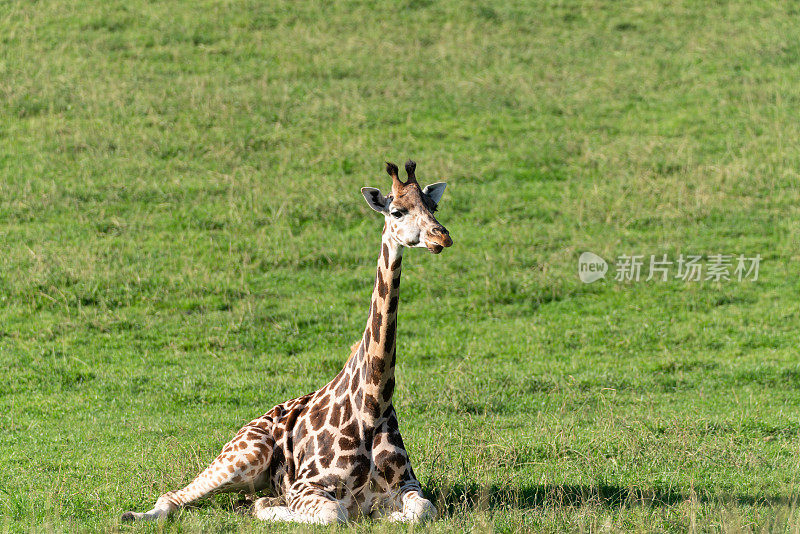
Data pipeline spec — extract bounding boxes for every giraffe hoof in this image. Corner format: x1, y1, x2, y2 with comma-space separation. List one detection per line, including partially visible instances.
120, 511, 138, 522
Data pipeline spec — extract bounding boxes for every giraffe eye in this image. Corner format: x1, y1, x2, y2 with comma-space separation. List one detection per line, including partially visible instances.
391, 211, 403, 219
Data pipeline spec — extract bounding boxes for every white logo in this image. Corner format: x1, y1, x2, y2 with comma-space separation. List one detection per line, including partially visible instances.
577, 252, 761, 283
578, 252, 608, 283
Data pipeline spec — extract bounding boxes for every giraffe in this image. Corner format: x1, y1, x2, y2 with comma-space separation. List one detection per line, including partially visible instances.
121, 160, 452, 524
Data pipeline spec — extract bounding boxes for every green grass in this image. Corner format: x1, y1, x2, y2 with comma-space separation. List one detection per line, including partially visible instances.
2, 0, 800, 531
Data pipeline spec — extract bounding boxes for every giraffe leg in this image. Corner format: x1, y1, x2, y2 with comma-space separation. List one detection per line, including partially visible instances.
122, 425, 274, 522
385, 487, 437, 523
254, 484, 348, 524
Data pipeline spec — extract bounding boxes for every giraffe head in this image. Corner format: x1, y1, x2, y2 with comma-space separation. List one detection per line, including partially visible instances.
361, 160, 453, 253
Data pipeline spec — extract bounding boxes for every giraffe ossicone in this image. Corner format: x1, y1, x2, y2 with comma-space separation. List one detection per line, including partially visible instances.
122, 160, 452, 524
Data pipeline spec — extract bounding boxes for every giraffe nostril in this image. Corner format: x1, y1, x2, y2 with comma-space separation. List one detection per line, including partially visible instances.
426, 227, 452, 250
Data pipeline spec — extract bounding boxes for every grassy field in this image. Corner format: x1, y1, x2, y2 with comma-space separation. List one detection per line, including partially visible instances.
2, 0, 800, 531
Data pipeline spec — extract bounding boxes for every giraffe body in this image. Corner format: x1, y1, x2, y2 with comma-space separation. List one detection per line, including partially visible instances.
122, 161, 451, 524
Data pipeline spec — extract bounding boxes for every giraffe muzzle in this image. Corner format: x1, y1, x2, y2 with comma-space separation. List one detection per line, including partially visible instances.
425, 228, 452, 253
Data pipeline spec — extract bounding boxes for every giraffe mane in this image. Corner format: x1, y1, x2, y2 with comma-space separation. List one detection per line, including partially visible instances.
345, 340, 362, 365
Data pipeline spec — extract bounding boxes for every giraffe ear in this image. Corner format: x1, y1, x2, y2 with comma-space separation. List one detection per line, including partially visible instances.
361, 187, 389, 213
422, 182, 447, 205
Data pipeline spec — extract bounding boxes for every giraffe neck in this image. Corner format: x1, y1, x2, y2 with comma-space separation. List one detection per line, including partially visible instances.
344, 225, 402, 424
